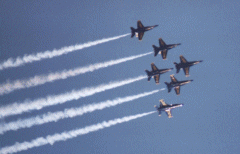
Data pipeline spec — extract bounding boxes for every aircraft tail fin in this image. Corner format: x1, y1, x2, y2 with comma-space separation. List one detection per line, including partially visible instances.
130, 27, 135, 38
152, 45, 159, 57
174, 62, 180, 74
145, 70, 151, 81
154, 105, 161, 116
164, 82, 172, 93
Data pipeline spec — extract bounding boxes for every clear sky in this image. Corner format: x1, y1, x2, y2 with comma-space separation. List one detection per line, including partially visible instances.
0, 0, 240, 154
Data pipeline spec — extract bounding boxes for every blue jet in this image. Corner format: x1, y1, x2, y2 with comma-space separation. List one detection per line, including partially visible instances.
155, 99, 183, 118
174, 55, 203, 77
130, 20, 158, 41
152, 38, 181, 59
164, 74, 193, 95
145, 63, 173, 84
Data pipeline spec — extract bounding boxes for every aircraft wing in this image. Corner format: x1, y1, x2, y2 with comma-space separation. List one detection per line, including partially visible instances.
183, 67, 190, 77
137, 20, 144, 28
154, 75, 160, 84
165, 110, 173, 118
161, 49, 168, 60
174, 86, 180, 95
180, 55, 188, 63
138, 32, 144, 40
159, 99, 167, 106
151, 63, 158, 71
170, 74, 178, 83
159, 38, 166, 47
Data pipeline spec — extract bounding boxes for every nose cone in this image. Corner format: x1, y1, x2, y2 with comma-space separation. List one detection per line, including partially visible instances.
154, 25, 159, 27
199, 60, 203, 63
190, 80, 193, 82
170, 68, 174, 70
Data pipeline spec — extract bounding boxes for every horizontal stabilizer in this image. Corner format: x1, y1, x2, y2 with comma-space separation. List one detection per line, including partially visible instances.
152, 45, 159, 57
130, 27, 135, 38
174, 62, 180, 74
164, 82, 172, 93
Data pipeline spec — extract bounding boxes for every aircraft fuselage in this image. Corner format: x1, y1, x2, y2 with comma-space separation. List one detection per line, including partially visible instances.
135, 25, 158, 33
157, 104, 183, 111
178, 60, 203, 68
156, 44, 181, 51
148, 68, 173, 77
170, 80, 193, 88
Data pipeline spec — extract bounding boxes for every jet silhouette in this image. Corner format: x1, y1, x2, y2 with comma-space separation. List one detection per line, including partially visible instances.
155, 99, 183, 118
174, 55, 203, 77
130, 20, 158, 40
152, 38, 181, 59
164, 74, 193, 95
145, 63, 173, 84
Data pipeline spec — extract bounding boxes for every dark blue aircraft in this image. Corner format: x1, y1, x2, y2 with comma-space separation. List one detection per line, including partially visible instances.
145, 63, 173, 84
130, 20, 158, 41
164, 74, 193, 95
154, 99, 183, 118
174, 55, 203, 77
152, 38, 181, 59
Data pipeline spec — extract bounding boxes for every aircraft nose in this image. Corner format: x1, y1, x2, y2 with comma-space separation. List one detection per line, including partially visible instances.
154, 25, 159, 27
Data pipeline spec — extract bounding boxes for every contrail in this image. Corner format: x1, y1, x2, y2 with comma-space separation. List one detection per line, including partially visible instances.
0, 33, 130, 71
0, 111, 155, 154
0, 52, 151, 95
0, 89, 163, 134
0, 75, 147, 118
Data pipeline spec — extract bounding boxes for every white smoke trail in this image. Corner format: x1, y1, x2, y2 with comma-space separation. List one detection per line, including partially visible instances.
0, 75, 147, 118
0, 89, 163, 134
0, 52, 151, 95
0, 33, 130, 71
0, 111, 155, 154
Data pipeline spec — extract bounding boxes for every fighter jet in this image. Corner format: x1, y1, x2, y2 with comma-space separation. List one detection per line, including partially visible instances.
152, 38, 181, 60
145, 63, 173, 84
130, 20, 158, 41
174, 55, 203, 77
154, 99, 183, 118
164, 74, 193, 95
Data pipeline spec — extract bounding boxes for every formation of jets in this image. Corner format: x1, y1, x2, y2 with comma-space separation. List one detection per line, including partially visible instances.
131, 20, 203, 118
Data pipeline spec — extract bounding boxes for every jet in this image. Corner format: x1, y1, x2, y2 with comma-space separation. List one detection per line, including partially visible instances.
152, 38, 181, 60
130, 20, 158, 41
145, 63, 173, 84
164, 74, 193, 95
174, 55, 203, 77
154, 99, 183, 118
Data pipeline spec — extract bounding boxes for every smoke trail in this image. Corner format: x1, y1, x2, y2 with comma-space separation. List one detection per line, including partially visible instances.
0, 75, 146, 118
0, 111, 155, 154
0, 33, 130, 71
0, 52, 151, 95
0, 89, 163, 134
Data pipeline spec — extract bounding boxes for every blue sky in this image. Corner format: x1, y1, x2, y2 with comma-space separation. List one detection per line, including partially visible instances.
0, 0, 240, 154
